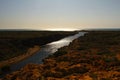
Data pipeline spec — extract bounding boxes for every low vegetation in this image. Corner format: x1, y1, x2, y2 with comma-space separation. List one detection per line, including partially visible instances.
1, 31, 120, 80
0, 31, 76, 62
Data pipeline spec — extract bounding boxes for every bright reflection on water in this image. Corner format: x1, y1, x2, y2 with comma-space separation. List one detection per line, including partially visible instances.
10, 32, 86, 72
44, 32, 85, 53
43, 39, 69, 53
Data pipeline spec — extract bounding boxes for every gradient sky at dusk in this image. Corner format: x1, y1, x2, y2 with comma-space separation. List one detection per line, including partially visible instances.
0, 0, 120, 31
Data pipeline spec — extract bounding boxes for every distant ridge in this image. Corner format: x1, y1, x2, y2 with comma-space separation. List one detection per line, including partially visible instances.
82, 28, 120, 31
1, 28, 120, 32
0, 29, 73, 32
0, 29, 49, 31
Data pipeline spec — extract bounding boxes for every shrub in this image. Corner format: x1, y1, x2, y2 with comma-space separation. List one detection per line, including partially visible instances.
90, 73, 97, 79
1, 65, 10, 72
97, 49, 111, 55
77, 47, 87, 50
53, 50, 67, 57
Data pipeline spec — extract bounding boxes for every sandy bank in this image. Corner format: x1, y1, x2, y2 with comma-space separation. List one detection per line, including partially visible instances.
0, 45, 40, 68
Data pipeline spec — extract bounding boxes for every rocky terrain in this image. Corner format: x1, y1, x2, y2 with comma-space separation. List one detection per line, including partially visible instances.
1, 31, 120, 80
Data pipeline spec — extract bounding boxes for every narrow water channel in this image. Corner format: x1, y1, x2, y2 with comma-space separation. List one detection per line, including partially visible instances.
2, 32, 86, 77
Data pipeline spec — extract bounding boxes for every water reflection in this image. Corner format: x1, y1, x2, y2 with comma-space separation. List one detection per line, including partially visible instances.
45, 32, 85, 53
10, 32, 86, 71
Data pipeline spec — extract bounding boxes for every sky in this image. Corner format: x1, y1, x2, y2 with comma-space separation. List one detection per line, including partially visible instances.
0, 0, 120, 31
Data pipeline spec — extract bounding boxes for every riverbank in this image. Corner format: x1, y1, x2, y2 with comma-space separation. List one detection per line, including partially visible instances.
0, 31, 76, 62
0, 45, 40, 69
0, 31, 77, 75
1, 31, 120, 80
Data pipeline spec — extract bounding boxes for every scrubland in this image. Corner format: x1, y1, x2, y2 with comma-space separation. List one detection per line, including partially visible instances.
1, 31, 120, 80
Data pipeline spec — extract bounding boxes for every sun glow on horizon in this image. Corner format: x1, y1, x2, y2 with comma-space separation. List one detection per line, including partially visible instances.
45, 28, 80, 31
0, 0, 120, 29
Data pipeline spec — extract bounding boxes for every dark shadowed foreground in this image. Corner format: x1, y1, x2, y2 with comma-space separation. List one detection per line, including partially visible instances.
1, 31, 120, 80
0, 31, 76, 61
0, 31, 76, 72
